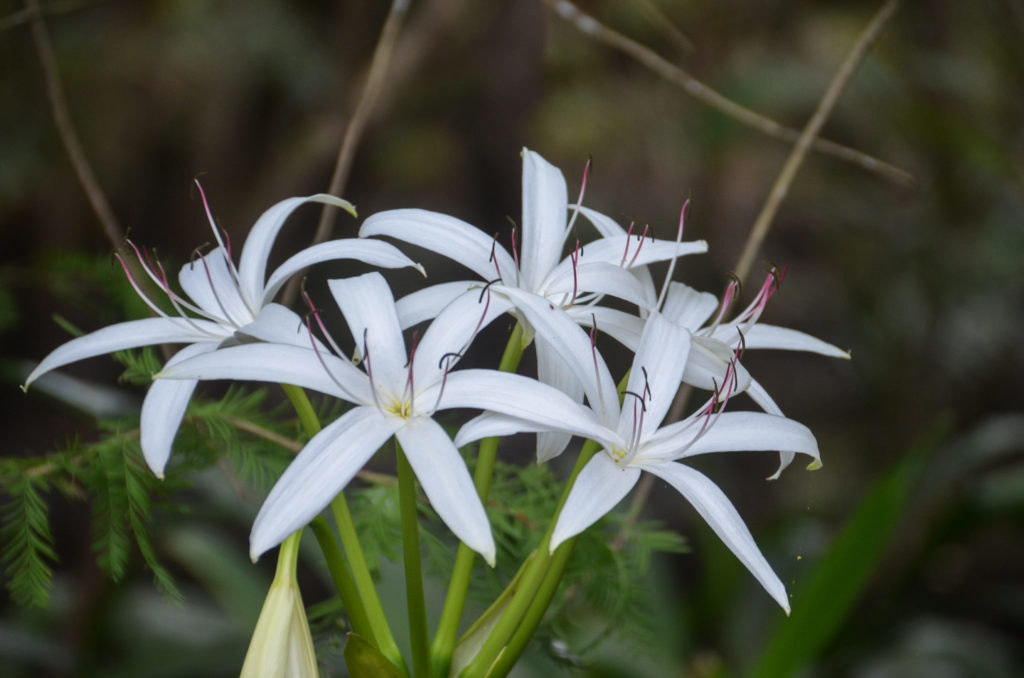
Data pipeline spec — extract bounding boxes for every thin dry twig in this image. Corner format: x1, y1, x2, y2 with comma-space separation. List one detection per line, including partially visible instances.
545, 0, 913, 187
25, 0, 124, 250
732, 0, 901, 283
281, 0, 411, 306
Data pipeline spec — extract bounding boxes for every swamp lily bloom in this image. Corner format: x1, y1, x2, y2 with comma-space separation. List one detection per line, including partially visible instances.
22, 189, 422, 477
456, 290, 820, 612
241, 534, 319, 678
157, 271, 603, 565
362, 148, 707, 459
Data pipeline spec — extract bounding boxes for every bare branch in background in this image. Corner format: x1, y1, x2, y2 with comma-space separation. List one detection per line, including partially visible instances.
281, 0, 411, 305
25, 0, 124, 250
732, 0, 901, 283
545, 0, 913, 187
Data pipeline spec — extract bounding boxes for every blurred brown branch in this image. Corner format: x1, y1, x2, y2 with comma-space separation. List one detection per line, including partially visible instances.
545, 0, 914, 187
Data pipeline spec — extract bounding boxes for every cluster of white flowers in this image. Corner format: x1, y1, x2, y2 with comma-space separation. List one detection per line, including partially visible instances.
25, 148, 846, 613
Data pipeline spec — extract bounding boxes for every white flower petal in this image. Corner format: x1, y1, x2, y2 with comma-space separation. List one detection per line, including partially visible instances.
396, 417, 496, 566
662, 282, 719, 330
567, 235, 707, 272
712, 323, 850, 359
396, 281, 480, 329
566, 305, 644, 351
177, 247, 254, 324
237, 194, 355, 308
361, 209, 516, 282
494, 287, 620, 424
431, 369, 617, 449
156, 343, 369, 403
574, 205, 630, 238
618, 314, 691, 439
543, 262, 655, 310
642, 462, 790, 613
454, 412, 541, 449
520, 149, 569, 291
23, 317, 227, 390
327, 273, 408, 395
683, 337, 752, 394
262, 238, 424, 305
535, 334, 584, 462
237, 303, 316, 348
142, 342, 219, 478
250, 407, 399, 560
550, 453, 640, 551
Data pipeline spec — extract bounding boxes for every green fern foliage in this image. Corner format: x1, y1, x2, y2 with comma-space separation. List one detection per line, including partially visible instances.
0, 476, 57, 608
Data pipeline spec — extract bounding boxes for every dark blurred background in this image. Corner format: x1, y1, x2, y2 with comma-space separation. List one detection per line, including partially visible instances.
2, 1, 1022, 676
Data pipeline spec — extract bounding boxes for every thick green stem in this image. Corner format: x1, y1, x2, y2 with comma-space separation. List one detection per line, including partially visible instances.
431, 324, 526, 677
281, 384, 408, 675
310, 517, 373, 642
397, 442, 431, 677
459, 440, 600, 678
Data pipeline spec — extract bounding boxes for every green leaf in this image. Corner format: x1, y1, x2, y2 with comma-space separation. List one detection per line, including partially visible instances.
749, 420, 950, 678
344, 633, 406, 678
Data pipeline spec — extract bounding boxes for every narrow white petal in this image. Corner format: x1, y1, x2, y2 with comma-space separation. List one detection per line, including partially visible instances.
142, 342, 219, 477
262, 238, 424, 305
662, 283, 719, 330
412, 288, 513, 389
24, 317, 226, 389
396, 281, 479, 329
494, 287, 620, 424
550, 453, 640, 551
431, 370, 619, 450
565, 236, 707, 272
543, 262, 655, 310
177, 247, 254, 324
574, 205, 629, 237
683, 337, 753, 393
618, 314, 691, 439
238, 194, 355, 308
327, 273, 407, 395
157, 343, 370, 404
236, 303, 316, 348
520, 149, 569, 291
361, 209, 516, 282
712, 323, 850, 359
640, 412, 820, 468
642, 462, 790, 613
566, 306, 643, 351
396, 417, 496, 566
454, 412, 542, 449
535, 335, 583, 462
250, 407, 399, 560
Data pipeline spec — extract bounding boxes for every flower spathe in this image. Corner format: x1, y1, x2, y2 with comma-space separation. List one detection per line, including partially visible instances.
23, 189, 423, 478
455, 290, 820, 613
157, 271, 604, 564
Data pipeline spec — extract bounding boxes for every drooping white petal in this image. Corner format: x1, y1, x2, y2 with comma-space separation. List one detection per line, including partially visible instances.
23, 317, 228, 390
662, 282, 719, 330
177, 247, 254, 325
396, 416, 496, 566
142, 342, 219, 478
494, 287, 620, 424
520, 149, 569, 291
542, 262, 655, 310
535, 334, 584, 462
641, 412, 820, 467
550, 453, 641, 551
574, 205, 630, 238
567, 235, 707, 272
711, 323, 850, 359
454, 412, 544, 449
618, 314, 691, 440
237, 194, 355, 308
250, 407, 400, 560
262, 238, 424, 305
683, 337, 753, 394
361, 209, 516, 282
641, 462, 790, 613
395, 281, 480, 329
412, 287, 513, 390
327, 273, 407, 396
429, 370, 617, 449
156, 343, 370, 404
236, 303, 316, 348
566, 305, 644, 351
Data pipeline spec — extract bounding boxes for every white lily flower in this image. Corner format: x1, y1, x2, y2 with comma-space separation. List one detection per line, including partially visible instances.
23, 187, 423, 478
455, 290, 820, 613
241, 534, 319, 678
362, 148, 707, 460
157, 272, 603, 565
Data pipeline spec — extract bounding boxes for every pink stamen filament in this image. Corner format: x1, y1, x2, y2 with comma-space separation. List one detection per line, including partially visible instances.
620, 222, 635, 267
656, 199, 689, 311
404, 331, 419, 416
302, 290, 350, 362
489, 234, 506, 284
117, 246, 218, 338
431, 351, 460, 412
564, 156, 592, 240
627, 224, 650, 269
193, 249, 243, 327
362, 328, 384, 412
194, 179, 244, 289
304, 316, 360, 403
569, 239, 582, 305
